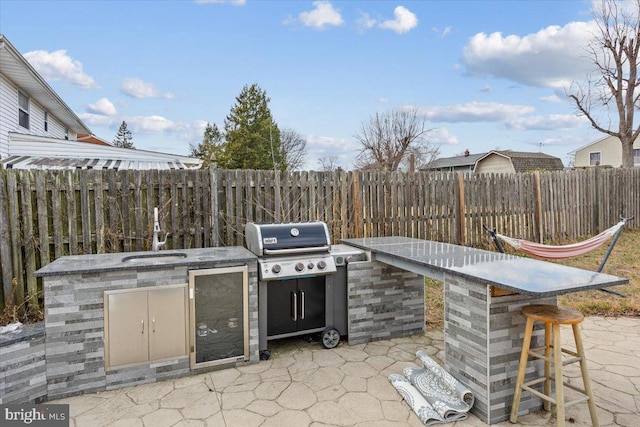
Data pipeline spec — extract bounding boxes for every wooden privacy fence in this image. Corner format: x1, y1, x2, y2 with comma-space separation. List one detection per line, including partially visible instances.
1, 167, 639, 311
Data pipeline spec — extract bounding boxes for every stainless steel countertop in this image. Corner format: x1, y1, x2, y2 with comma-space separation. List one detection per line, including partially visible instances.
341, 236, 628, 296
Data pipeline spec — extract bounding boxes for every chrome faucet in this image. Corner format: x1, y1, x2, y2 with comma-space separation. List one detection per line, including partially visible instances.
152, 207, 168, 251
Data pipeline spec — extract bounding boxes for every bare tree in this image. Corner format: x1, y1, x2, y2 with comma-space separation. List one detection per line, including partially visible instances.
280, 128, 308, 170
354, 108, 434, 171
400, 144, 440, 172
568, 0, 640, 168
318, 155, 342, 172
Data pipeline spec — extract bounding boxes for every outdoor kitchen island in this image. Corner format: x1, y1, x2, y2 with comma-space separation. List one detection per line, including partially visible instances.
340, 236, 628, 425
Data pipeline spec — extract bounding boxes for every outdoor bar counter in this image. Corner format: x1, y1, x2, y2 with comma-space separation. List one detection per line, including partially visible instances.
341, 236, 628, 424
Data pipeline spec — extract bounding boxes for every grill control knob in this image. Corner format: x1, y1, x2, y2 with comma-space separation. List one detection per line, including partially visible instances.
308, 262, 314, 269
317, 260, 327, 270
271, 264, 282, 274
295, 262, 305, 272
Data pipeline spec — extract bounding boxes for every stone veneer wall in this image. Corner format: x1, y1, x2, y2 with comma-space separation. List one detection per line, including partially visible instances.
0, 323, 47, 404
40, 261, 258, 402
347, 260, 425, 345
443, 272, 557, 424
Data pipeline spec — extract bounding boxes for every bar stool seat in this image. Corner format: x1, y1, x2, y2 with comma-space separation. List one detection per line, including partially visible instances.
510, 304, 599, 427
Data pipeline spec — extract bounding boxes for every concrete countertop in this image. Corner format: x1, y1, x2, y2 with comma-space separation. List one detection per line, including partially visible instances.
341, 236, 628, 297
34, 247, 257, 277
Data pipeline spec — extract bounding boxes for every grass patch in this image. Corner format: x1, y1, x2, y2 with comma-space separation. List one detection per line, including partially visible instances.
425, 227, 640, 325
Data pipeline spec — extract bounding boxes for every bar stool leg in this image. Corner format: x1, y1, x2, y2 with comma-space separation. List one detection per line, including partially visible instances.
553, 323, 565, 427
510, 317, 534, 423
544, 322, 552, 412
573, 323, 599, 427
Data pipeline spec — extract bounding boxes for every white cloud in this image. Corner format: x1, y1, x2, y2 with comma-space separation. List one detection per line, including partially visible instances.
296, 1, 344, 29
540, 94, 563, 103
505, 114, 585, 131
78, 113, 114, 127
379, 6, 418, 34
125, 115, 177, 133
429, 128, 459, 145
120, 78, 173, 99
87, 98, 117, 116
418, 101, 535, 123
463, 21, 596, 89
23, 49, 97, 88
432, 26, 452, 37
122, 115, 206, 143
356, 11, 377, 32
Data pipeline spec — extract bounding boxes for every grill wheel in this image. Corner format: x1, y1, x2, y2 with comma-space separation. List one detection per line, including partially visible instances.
321, 328, 340, 349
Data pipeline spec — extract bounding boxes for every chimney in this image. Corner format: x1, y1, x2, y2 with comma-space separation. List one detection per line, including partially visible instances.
464, 149, 470, 157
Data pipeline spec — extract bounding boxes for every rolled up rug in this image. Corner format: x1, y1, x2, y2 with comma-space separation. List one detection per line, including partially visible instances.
388, 374, 446, 426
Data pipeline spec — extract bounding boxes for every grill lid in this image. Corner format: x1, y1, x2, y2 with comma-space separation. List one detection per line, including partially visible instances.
245, 221, 331, 256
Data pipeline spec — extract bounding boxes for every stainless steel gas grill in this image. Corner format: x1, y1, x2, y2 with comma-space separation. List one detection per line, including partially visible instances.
245, 221, 364, 359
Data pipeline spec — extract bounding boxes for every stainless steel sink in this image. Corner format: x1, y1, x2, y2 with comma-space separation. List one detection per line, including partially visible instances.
122, 252, 188, 264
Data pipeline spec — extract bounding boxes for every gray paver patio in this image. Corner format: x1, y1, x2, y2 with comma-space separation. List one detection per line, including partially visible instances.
51, 316, 640, 426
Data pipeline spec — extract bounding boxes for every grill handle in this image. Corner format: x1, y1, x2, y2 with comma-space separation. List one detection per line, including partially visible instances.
263, 245, 330, 256
292, 291, 297, 321
300, 290, 305, 320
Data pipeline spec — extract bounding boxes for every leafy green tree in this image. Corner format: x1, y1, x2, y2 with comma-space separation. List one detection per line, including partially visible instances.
113, 120, 134, 148
218, 83, 285, 170
189, 123, 224, 168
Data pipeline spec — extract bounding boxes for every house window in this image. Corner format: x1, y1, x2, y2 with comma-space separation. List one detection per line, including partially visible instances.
65, 128, 69, 140
634, 148, 640, 165
18, 90, 30, 130
44, 111, 49, 132
589, 152, 601, 166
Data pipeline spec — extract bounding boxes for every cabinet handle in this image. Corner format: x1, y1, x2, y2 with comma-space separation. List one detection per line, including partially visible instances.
292, 291, 297, 321
300, 290, 305, 320
152, 318, 156, 333
141, 320, 144, 334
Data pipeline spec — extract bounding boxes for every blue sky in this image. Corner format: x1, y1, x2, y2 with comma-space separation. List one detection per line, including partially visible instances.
0, 0, 606, 169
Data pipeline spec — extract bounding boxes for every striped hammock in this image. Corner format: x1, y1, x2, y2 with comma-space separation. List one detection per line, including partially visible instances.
494, 221, 626, 259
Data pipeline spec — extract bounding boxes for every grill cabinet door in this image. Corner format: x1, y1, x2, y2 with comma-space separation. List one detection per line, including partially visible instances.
296, 277, 325, 331
267, 280, 298, 336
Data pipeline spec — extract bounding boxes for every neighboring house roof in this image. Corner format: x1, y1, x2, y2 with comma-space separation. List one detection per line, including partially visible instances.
3, 133, 201, 170
427, 153, 485, 169
479, 150, 564, 173
424, 150, 564, 173
76, 133, 113, 146
0, 34, 92, 136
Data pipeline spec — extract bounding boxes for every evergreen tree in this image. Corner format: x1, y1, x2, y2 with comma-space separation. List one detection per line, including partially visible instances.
113, 121, 134, 148
218, 83, 285, 170
189, 123, 224, 168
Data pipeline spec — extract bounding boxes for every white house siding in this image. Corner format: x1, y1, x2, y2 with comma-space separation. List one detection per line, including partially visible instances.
574, 136, 640, 167
1, 72, 75, 158
475, 154, 515, 174
0, 73, 19, 157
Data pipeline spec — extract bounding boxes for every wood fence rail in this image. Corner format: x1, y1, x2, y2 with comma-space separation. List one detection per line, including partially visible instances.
1, 167, 638, 311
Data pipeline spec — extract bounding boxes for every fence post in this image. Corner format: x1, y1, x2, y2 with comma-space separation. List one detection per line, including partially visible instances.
534, 171, 543, 243
351, 171, 363, 238
455, 172, 466, 246
0, 169, 13, 309
210, 164, 219, 247
594, 165, 600, 233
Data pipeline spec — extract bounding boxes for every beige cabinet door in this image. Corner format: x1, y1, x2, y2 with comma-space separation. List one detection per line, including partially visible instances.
106, 291, 149, 367
148, 286, 187, 360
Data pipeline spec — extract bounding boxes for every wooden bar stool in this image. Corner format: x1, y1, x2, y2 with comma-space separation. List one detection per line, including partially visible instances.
510, 304, 598, 427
